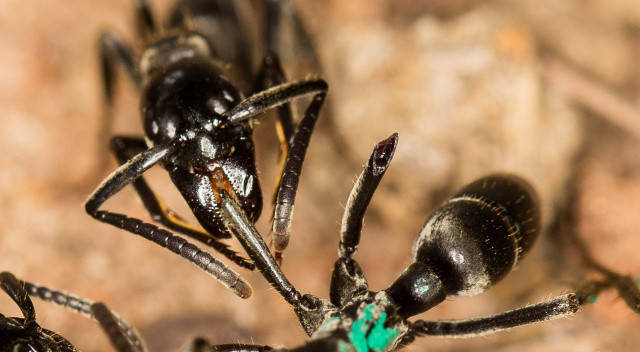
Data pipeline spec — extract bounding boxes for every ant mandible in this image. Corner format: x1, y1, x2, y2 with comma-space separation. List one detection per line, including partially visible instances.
85, 0, 326, 298
28, 134, 640, 351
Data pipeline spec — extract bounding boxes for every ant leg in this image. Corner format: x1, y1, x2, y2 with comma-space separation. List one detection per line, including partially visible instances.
272, 94, 325, 261
109, 136, 254, 270
188, 338, 272, 352
3, 272, 145, 352
1, 272, 77, 351
134, 0, 158, 43
253, 51, 299, 264
91, 303, 142, 352
403, 293, 582, 340
253, 53, 313, 249
329, 134, 398, 307
263, 0, 282, 53
18, 275, 146, 352
0, 272, 36, 324
263, 0, 322, 74
263, 0, 354, 166
572, 235, 640, 312
84, 142, 253, 299
555, 172, 640, 313
403, 277, 640, 343
167, 0, 257, 82
257, 0, 313, 148
225, 81, 328, 262
254, 51, 295, 167
215, 170, 336, 330
87, 208, 252, 299
99, 31, 141, 109
574, 276, 640, 313
97, 30, 141, 176
86, 140, 178, 213
225, 79, 327, 125
572, 247, 640, 312
568, 227, 640, 312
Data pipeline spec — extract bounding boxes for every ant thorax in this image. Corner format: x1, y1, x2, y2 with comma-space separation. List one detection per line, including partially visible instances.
311, 292, 409, 352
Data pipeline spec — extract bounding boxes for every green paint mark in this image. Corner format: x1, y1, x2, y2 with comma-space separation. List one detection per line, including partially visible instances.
347, 304, 401, 352
414, 278, 429, 293
319, 316, 340, 330
350, 311, 370, 352
586, 295, 599, 304
368, 312, 401, 351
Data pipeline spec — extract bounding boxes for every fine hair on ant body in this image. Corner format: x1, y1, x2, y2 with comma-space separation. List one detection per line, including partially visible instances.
75, 0, 640, 351
8, 133, 639, 351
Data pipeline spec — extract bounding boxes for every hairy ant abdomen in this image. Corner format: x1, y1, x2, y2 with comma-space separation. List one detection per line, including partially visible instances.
413, 174, 540, 296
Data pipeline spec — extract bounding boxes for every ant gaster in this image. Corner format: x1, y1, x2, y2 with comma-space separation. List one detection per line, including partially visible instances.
32, 134, 640, 351
85, 0, 327, 298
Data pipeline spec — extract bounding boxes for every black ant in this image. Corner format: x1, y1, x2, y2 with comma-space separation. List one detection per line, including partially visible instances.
0, 271, 145, 352
20, 134, 639, 351
1, 271, 269, 352
85, 0, 327, 298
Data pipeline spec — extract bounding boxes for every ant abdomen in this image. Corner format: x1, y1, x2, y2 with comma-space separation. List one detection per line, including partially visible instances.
412, 174, 540, 296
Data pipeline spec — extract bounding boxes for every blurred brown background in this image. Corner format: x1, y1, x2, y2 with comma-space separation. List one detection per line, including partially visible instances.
1, 0, 640, 351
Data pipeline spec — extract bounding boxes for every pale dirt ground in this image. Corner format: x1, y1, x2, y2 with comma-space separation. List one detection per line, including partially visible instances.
1, 0, 640, 351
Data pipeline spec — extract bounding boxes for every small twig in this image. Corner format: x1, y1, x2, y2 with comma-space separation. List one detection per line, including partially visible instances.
542, 58, 640, 140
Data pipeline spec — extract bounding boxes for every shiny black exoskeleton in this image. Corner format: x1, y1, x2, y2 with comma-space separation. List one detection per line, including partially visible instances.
411, 175, 540, 298
196, 134, 640, 351
1, 272, 75, 352
0, 271, 147, 352
85, 0, 327, 298
14, 136, 640, 351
